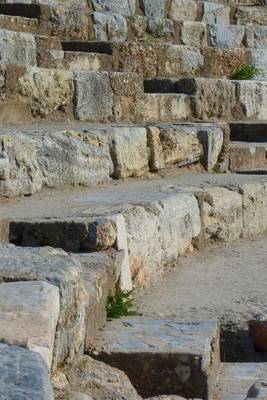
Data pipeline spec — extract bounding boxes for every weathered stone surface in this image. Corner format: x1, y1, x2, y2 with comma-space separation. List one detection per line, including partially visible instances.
141, 0, 165, 19
18, 67, 73, 117
235, 6, 267, 26
93, 12, 128, 42
123, 192, 201, 285
169, 0, 198, 22
147, 17, 174, 39
0, 244, 85, 369
235, 80, 267, 120
229, 143, 267, 172
180, 21, 207, 47
0, 29, 36, 66
202, 2, 230, 24
203, 187, 243, 241
209, 24, 245, 48
116, 42, 158, 77
90, 318, 220, 399
177, 78, 236, 120
63, 355, 142, 400
0, 343, 53, 400
253, 26, 267, 49
108, 127, 149, 178
158, 45, 204, 77
0, 281, 59, 370
92, 0, 135, 16
250, 49, 267, 81
138, 94, 191, 123
197, 125, 224, 171
240, 182, 267, 237
74, 72, 113, 122
246, 380, 267, 399
147, 126, 165, 171
0, 128, 113, 198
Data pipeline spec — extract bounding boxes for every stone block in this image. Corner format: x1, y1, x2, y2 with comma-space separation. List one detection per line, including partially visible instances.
0, 219, 9, 241
0, 28, 36, 66
116, 42, 158, 77
0, 244, 85, 369
235, 80, 267, 120
141, 0, 166, 19
168, 0, 198, 22
147, 17, 174, 38
18, 67, 73, 117
203, 187, 243, 241
177, 78, 236, 120
138, 94, 191, 123
202, 2, 230, 24
108, 126, 149, 179
92, 0, 135, 16
209, 24, 245, 48
235, 6, 267, 26
158, 45, 204, 77
180, 21, 207, 47
253, 26, 267, 49
93, 12, 128, 42
250, 49, 267, 81
0, 281, 59, 370
229, 143, 267, 172
197, 125, 224, 171
74, 71, 113, 122
246, 380, 267, 398
147, 126, 165, 171
0, 343, 53, 400
90, 318, 220, 399
240, 182, 267, 237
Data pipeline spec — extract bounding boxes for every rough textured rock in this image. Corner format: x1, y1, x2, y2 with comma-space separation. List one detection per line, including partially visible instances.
0, 128, 113, 198
209, 24, 245, 48
203, 187, 243, 242
235, 80, 267, 120
0, 29, 36, 66
92, 0, 135, 16
180, 21, 207, 47
108, 127, 149, 178
18, 67, 73, 117
0, 343, 54, 400
0, 244, 85, 369
0, 281, 59, 370
93, 12, 128, 42
168, 0, 198, 22
202, 2, 230, 24
62, 355, 142, 400
147, 17, 174, 39
158, 45, 204, 77
141, 0, 165, 19
246, 380, 267, 399
197, 125, 224, 171
250, 49, 267, 81
74, 72, 113, 122
90, 318, 220, 399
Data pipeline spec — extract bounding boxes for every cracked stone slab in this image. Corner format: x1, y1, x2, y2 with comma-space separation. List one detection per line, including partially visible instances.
90, 318, 220, 399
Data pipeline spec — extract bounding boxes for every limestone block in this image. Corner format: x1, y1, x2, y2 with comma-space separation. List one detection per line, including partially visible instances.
18, 67, 73, 117
209, 24, 245, 48
147, 17, 174, 38
138, 94, 191, 123
93, 12, 128, 42
235, 6, 267, 26
203, 187, 243, 241
123, 192, 201, 285
202, 2, 230, 24
108, 126, 149, 179
229, 143, 266, 172
74, 71, 113, 122
116, 42, 158, 77
158, 126, 202, 167
0, 244, 86, 369
0, 343, 53, 400
141, 0, 166, 18
90, 319, 220, 399
109, 72, 143, 122
197, 125, 224, 171
87, 219, 117, 251
158, 45, 204, 77
0, 129, 113, 198
0, 281, 59, 370
128, 15, 147, 40
0, 29, 36, 66
92, 0, 135, 16
169, 0, 198, 22
177, 78, 236, 120
235, 80, 267, 120
250, 49, 267, 81
240, 182, 267, 237
64, 355, 142, 400
252, 26, 267, 49
180, 21, 208, 47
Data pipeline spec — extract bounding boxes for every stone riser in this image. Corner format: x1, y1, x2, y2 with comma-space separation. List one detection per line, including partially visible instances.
229, 142, 267, 172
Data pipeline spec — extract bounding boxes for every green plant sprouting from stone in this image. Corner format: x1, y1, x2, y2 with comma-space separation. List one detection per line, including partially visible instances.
106, 290, 142, 319
231, 65, 259, 80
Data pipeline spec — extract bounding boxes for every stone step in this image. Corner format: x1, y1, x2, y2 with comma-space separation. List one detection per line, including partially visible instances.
0, 13, 39, 33
88, 318, 220, 399
229, 141, 267, 172
215, 362, 267, 400
0, 3, 41, 19
1, 169, 266, 286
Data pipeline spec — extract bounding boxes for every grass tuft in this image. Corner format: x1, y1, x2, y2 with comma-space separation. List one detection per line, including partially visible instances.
231, 65, 259, 80
106, 290, 142, 319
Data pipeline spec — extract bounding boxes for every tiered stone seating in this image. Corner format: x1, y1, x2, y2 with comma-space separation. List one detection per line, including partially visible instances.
0, 0, 266, 399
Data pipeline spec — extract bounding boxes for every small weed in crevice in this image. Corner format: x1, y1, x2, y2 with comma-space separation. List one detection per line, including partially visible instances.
213, 163, 222, 174
231, 65, 259, 80
106, 290, 142, 319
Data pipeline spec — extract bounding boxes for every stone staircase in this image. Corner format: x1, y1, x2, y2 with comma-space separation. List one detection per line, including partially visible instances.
0, 0, 266, 399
